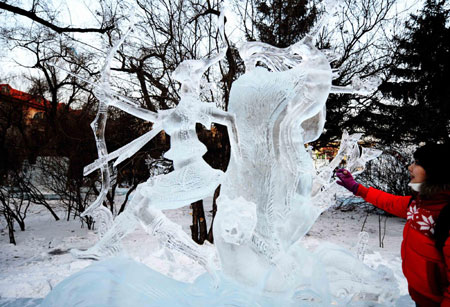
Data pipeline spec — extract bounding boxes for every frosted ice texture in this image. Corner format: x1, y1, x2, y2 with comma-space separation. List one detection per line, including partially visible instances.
213, 34, 391, 304
49, 2, 399, 306
71, 45, 239, 283
40, 256, 327, 307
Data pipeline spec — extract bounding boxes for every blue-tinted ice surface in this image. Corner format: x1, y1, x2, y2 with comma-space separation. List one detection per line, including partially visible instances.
0, 298, 43, 307
42, 1, 400, 306
42, 256, 327, 307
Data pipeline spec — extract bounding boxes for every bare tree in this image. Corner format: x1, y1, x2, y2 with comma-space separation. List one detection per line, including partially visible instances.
93, 0, 234, 241
232, 0, 402, 147
1, 0, 406, 245
0, 165, 59, 244
314, 0, 401, 146
0, 1, 114, 34
358, 146, 413, 196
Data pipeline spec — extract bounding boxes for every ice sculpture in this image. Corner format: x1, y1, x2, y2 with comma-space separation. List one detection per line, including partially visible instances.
79, 27, 133, 237
72, 42, 240, 278
213, 29, 392, 303
43, 1, 400, 306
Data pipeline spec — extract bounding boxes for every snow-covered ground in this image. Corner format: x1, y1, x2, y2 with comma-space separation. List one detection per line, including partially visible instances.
0, 197, 414, 306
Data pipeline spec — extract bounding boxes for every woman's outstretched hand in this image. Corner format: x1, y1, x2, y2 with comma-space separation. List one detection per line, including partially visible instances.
336, 169, 359, 194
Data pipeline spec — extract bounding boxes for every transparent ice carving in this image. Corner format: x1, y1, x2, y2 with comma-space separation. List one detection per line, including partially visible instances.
71, 40, 240, 283
79, 27, 135, 239
213, 1, 392, 304
356, 231, 370, 262
145, 156, 173, 178
44, 1, 399, 306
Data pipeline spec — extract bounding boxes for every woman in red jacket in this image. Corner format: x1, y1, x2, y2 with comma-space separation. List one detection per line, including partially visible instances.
337, 143, 450, 306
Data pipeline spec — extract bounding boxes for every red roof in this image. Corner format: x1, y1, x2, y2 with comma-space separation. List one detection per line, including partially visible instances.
0, 84, 65, 111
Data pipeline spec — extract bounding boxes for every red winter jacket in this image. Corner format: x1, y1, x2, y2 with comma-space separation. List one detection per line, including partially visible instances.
356, 185, 450, 306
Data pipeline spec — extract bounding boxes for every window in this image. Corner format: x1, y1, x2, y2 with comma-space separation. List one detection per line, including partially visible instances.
33, 112, 44, 120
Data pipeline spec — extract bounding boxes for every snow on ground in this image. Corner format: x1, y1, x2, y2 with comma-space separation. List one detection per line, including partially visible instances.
0, 197, 413, 306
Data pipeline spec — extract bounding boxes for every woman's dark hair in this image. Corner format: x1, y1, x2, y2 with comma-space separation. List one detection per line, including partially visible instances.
414, 143, 450, 185
435, 204, 450, 252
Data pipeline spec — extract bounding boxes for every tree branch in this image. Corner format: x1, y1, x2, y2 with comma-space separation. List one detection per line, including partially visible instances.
0, 1, 114, 34
188, 8, 222, 24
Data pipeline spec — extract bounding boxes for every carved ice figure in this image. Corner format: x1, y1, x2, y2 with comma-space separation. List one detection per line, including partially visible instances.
212, 1, 395, 304
72, 42, 240, 277
81, 27, 134, 237
44, 2, 402, 306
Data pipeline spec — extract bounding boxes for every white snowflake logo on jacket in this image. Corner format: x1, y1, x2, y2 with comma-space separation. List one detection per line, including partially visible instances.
417, 215, 435, 234
407, 204, 418, 220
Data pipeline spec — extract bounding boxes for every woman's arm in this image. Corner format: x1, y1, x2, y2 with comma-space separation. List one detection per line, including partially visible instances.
443, 236, 450, 307
336, 169, 411, 219
355, 185, 411, 219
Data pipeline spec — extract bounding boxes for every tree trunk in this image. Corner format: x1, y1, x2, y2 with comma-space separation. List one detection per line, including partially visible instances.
5, 206, 25, 231
17, 218, 25, 231
42, 203, 59, 221
118, 182, 139, 214
76, 185, 83, 215
3, 210, 16, 245
66, 201, 71, 221
207, 185, 221, 244
106, 183, 117, 214
190, 200, 207, 244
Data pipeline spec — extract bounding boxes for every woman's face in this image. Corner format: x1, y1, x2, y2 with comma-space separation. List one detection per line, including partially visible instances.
408, 161, 427, 183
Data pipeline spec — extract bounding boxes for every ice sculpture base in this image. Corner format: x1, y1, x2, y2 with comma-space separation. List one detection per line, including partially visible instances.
41, 255, 400, 307
40, 256, 323, 307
